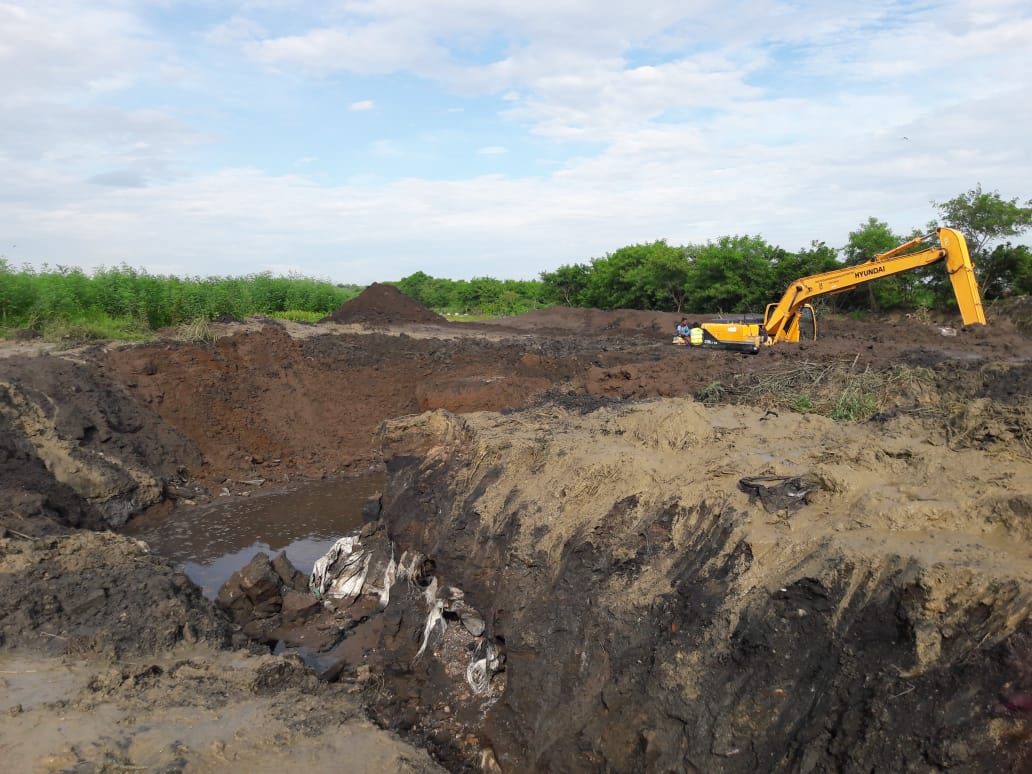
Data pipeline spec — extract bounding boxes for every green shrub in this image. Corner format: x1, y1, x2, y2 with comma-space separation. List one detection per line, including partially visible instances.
42, 313, 153, 345
698, 381, 726, 405
791, 395, 814, 413
0, 264, 355, 333
270, 310, 325, 323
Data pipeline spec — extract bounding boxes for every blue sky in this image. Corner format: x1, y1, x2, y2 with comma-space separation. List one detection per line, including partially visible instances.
1, 0, 1030, 284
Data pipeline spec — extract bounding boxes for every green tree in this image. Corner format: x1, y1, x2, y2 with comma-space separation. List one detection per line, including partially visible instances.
540, 263, 591, 306
977, 243, 1032, 298
395, 271, 435, 307
842, 218, 904, 312
582, 243, 649, 310
931, 184, 1032, 297
582, 240, 687, 310
683, 235, 779, 313
771, 241, 841, 293
628, 242, 692, 312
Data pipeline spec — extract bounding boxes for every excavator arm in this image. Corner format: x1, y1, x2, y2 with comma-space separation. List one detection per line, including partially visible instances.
762, 227, 986, 342
695, 227, 986, 353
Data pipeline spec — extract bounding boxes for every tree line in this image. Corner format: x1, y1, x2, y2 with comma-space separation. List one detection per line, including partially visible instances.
534, 185, 1031, 315
391, 185, 1030, 317
1, 185, 1028, 338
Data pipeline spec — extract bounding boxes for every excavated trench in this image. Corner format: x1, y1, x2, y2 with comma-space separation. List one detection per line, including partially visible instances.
2, 288, 1032, 772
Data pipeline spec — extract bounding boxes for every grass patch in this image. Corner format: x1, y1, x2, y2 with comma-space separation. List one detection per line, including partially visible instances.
791, 395, 814, 413
829, 385, 880, 421
269, 310, 326, 323
702, 360, 936, 423
42, 314, 154, 346
698, 381, 726, 405
176, 316, 221, 344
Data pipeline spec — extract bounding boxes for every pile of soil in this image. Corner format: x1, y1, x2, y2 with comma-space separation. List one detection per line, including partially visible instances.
0, 531, 233, 656
322, 283, 447, 326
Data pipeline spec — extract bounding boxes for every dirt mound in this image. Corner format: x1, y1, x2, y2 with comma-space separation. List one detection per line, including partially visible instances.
0, 531, 234, 657
376, 400, 1032, 772
503, 305, 680, 337
322, 283, 447, 326
0, 354, 201, 530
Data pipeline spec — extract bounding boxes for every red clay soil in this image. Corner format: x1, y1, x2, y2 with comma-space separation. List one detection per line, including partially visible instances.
100, 324, 582, 490
321, 283, 446, 325
92, 304, 1030, 502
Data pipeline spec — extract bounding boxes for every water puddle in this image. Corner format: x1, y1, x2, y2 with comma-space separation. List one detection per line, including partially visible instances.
123, 475, 383, 597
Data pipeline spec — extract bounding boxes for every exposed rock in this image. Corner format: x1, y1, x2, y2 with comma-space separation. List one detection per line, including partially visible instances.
272, 550, 309, 593
281, 589, 321, 623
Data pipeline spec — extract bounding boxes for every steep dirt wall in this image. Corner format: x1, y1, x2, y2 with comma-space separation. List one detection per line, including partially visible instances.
376, 399, 1032, 771
100, 324, 585, 486
0, 354, 201, 529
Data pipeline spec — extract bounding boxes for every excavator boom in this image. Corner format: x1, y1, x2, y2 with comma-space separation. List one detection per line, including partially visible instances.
763, 227, 985, 342
697, 227, 986, 353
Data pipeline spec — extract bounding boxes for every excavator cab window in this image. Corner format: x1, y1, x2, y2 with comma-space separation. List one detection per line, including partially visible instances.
798, 304, 816, 341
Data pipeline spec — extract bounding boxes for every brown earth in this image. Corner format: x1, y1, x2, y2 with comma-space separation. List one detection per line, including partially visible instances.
1, 289, 1031, 772
321, 282, 448, 325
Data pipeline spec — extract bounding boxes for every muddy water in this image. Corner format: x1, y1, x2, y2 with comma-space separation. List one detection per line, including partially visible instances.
123, 475, 383, 597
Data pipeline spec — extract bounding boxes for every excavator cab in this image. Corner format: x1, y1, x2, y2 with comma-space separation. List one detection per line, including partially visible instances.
764, 303, 817, 343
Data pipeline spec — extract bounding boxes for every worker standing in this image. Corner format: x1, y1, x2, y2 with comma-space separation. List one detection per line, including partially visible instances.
689, 322, 704, 347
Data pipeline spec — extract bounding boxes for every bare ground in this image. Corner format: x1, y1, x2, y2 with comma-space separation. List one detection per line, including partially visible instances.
1, 290, 1031, 771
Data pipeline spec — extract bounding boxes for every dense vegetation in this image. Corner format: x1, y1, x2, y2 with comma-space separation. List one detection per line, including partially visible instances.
1, 185, 1028, 342
0, 264, 360, 340
394, 186, 1031, 316
534, 185, 1032, 315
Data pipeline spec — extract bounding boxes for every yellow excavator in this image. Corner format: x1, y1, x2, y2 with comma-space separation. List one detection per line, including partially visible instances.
697, 227, 986, 353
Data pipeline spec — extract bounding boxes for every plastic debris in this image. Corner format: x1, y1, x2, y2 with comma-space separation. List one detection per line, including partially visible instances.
309, 536, 371, 603
738, 475, 818, 513
466, 639, 504, 694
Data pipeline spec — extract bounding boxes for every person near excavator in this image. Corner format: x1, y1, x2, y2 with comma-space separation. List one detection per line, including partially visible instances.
673, 318, 692, 345
689, 322, 704, 347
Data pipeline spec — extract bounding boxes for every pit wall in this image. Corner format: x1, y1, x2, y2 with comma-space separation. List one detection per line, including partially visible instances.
376, 401, 1032, 772
0, 355, 200, 530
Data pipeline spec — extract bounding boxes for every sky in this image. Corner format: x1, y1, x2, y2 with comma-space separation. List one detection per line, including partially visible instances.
1, 0, 1030, 284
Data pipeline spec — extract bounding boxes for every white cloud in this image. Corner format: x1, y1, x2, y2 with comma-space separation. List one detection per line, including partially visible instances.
247, 20, 449, 74
203, 16, 267, 46
0, 2, 154, 103
1, 0, 1030, 285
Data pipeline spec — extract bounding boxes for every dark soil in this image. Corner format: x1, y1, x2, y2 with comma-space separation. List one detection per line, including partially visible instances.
322, 283, 447, 325
0, 532, 234, 657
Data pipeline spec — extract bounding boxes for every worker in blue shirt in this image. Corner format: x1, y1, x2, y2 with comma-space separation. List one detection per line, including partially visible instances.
674, 318, 691, 345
